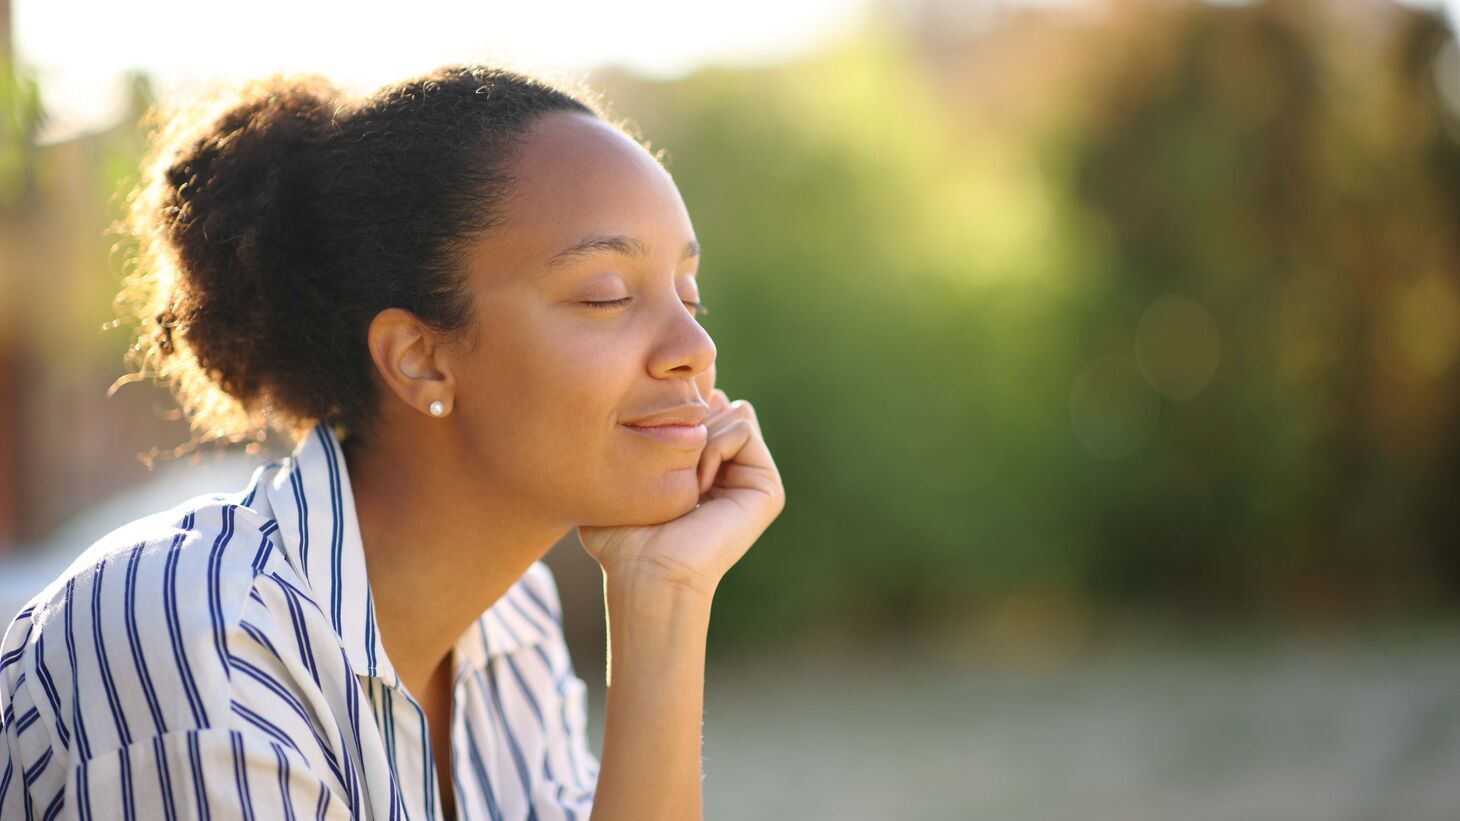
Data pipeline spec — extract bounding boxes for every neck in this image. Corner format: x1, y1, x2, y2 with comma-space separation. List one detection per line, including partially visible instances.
342, 427, 568, 698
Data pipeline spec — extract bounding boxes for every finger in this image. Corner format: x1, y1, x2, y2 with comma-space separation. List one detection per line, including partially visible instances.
714, 461, 784, 498
718, 402, 777, 476
704, 395, 750, 431
708, 389, 731, 414
698, 418, 744, 493
697, 417, 761, 494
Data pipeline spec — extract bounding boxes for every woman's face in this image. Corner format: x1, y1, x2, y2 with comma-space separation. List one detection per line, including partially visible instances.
448, 109, 717, 528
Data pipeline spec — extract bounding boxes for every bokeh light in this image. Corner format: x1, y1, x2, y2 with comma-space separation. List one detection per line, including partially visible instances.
1134, 293, 1223, 399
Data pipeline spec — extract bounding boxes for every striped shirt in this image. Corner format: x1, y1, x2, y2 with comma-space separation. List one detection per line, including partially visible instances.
0, 420, 600, 820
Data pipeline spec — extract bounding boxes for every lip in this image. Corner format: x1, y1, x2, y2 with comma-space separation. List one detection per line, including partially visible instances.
623, 402, 710, 427
621, 422, 709, 448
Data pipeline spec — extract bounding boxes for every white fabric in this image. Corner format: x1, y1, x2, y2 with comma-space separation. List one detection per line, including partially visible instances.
0, 420, 599, 820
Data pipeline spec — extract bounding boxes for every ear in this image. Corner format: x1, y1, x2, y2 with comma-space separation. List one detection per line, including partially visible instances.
365, 307, 456, 417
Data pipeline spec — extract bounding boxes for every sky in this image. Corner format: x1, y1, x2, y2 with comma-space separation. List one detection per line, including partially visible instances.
12, 0, 1459, 145
12, 0, 875, 144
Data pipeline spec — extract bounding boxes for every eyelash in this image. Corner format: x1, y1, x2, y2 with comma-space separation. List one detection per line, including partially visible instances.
583, 297, 709, 316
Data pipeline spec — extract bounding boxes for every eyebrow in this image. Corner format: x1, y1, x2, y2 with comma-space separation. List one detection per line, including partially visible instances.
544, 234, 700, 272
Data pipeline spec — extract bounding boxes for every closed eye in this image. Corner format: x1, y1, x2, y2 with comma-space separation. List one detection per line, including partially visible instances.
582, 297, 708, 316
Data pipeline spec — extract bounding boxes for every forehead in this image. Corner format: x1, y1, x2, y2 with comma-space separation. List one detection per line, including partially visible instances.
470, 110, 694, 281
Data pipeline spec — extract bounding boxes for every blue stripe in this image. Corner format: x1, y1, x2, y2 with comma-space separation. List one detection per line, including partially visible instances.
226, 656, 312, 728
315, 425, 346, 638
4, 711, 36, 817
480, 664, 539, 821
23, 746, 51, 786
265, 576, 321, 689
383, 685, 399, 787
13, 706, 39, 735
76, 754, 90, 821
225, 654, 346, 787
186, 730, 211, 821
334, 722, 359, 818
230, 702, 305, 757
91, 559, 134, 747
19, 769, 32, 820
164, 514, 208, 727
500, 651, 572, 813
232, 650, 344, 803
314, 781, 330, 820
288, 462, 310, 569
533, 643, 588, 791
153, 733, 179, 821
378, 688, 401, 821
33, 632, 69, 749
63, 576, 93, 760
0, 619, 32, 672
416, 697, 437, 821
516, 578, 563, 627
119, 739, 136, 821
239, 461, 277, 508
238, 619, 282, 661
252, 532, 274, 573
503, 589, 556, 638
364, 588, 378, 675
208, 505, 239, 676
41, 787, 64, 821
231, 731, 257, 821
485, 617, 553, 747
340, 647, 365, 817
462, 705, 504, 821
271, 741, 297, 821
449, 745, 469, 821
125, 542, 169, 736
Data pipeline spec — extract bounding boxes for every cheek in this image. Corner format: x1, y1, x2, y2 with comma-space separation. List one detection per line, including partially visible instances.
460, 315, 611, 449
499, 323, 632, 447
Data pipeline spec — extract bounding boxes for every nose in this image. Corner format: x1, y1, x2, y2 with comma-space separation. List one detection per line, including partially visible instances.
651, 301, 716, 381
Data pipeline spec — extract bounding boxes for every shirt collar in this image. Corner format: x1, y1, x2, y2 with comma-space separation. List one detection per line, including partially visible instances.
255, 420, 557, 686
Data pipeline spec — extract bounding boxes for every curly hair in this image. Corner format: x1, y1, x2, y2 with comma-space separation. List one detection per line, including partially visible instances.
109, 63, 620, 461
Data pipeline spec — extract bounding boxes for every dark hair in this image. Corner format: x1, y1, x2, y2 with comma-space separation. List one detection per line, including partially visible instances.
110, 63, 619, 459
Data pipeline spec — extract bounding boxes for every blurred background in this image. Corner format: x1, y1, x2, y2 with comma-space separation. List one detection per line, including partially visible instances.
5, 0, 1460, 817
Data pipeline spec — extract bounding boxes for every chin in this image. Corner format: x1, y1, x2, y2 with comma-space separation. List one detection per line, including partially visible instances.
602, 469, 701, 524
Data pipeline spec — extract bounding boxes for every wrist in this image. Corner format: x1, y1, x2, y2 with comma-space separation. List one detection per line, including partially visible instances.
602, 558, 719, 603
603, 568, 715, 628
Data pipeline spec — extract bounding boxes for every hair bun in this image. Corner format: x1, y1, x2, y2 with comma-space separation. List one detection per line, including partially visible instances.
118, 73, 344, 448
161, 74, 339, 284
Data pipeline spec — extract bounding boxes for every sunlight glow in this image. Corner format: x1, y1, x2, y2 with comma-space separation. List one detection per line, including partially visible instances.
14, 0, 872, 144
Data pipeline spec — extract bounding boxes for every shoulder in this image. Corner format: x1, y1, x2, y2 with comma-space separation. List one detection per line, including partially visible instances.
13, 491, 285, 640
0, 492, 294, 764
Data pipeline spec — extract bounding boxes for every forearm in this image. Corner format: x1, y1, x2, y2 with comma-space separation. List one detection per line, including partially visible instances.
589, 571, 713, 821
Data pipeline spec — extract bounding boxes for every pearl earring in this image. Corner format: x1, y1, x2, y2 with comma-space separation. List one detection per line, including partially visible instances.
429, 400, 446, 417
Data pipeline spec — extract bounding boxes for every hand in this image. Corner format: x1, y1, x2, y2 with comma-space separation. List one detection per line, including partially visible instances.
576, 388, 786, 597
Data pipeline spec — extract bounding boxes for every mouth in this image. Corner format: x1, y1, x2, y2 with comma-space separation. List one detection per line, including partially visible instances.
621, 422, 709, 449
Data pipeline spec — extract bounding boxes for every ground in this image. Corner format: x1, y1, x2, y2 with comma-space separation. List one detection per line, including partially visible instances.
584, 625, 1460, 820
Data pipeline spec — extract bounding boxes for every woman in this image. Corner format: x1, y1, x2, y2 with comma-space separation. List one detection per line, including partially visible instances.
0, 63, 785, 820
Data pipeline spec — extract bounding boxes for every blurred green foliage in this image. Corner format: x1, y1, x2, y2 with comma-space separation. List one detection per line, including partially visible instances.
12, 0, 1460, 651
0, 57, 43, 208
593, 0, 1460, 648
